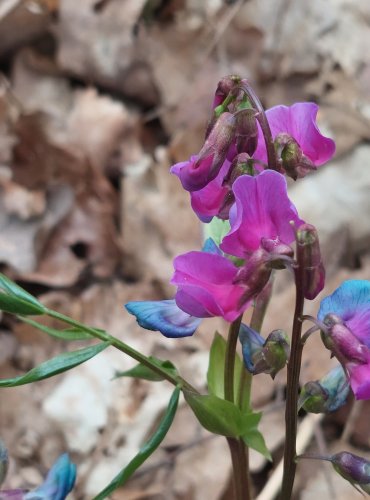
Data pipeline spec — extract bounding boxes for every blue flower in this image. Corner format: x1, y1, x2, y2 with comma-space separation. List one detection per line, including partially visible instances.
25, 454, 76, 500
125, 299, 201, 338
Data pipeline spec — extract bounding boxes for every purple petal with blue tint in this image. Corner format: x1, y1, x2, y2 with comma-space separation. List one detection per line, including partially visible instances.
318, 280, 370, 347
125, 300, 201, 338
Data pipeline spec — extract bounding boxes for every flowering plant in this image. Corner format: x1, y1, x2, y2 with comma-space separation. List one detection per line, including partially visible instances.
0, 75, 369, 499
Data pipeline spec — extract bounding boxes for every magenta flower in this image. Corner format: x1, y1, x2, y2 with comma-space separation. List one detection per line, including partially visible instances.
318, 280, 370, 399
190, 160, 230, 222
171, 113, 236, 192
253, 102, 335, 167
171, 251, 249, 322
220, 170, 304, 258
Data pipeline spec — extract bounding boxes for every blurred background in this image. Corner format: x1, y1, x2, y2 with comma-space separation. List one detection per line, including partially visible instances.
0, 0, 369, 498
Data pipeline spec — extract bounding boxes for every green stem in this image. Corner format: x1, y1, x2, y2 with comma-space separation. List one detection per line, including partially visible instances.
280, 267, 305, 499
224, 316, 251, 500
46, 308, 197, 393
224, 316, 243, 403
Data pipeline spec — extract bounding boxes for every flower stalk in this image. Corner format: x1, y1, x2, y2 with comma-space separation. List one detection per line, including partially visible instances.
224, 316, 251, 500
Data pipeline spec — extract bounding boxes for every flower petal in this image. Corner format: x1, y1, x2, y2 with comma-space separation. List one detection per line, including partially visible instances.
220, 170, 304, 258
25, 454, 76, 500
318, 280, 370, 347
254, 103, 335, 166
171, 251, 249, 322
190, 160, 230, 222
125, 299, 201, 338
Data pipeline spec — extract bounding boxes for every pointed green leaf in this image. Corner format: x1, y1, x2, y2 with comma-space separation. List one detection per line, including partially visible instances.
93, 386, 180, 500
18, 316, 93, 341
114, 356, 178, 382
0, 274, 45, 315
242, 411, 271, 460
0, 342, 110, 387
184, 391, 245, 437
207, 332, 248, 406
203, 218, 230, 246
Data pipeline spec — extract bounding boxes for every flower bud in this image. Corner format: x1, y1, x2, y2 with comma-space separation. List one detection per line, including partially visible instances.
199, 112, 236, 181
233, 249, 272, 306
331, 452, 370, 493
218, 153, 252, 220
295, 223, 325, 299
239, 324, 264, 373
212, 75, 241, 109
253, 329, 290, 379
235, 109, 258, 156
239, 326, 290, 378
207, 75, 242, 137
321, 320, 369, 365
275, 133, 316, 180
299, 365, 350, 413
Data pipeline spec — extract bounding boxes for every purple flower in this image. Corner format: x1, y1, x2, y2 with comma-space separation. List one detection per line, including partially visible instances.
189, 160, 230, 222
125, 299, 201, 338
318, 280, 370, 399
171, 251, 249, 322
253, 103, 335, 167
220, 170, 304, 258
318, 280, 370, 347
171, 113, 236, 192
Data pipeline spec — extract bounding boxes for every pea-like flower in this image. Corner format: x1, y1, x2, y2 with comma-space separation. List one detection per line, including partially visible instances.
318, 280, 370, 399
253, 102, 335, 176
220, 170, 304, 258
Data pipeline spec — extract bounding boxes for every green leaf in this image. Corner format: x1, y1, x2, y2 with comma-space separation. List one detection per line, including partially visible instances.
0, 342, 110, 387
242, 412, 272, 461
18, 316, 93, 341
93, 386, 180, 500
114, 356, 178, 382
203, 218, 231, 247
0, 274, 45, 315
207, 332, 248, 407
184, 391, 245, 437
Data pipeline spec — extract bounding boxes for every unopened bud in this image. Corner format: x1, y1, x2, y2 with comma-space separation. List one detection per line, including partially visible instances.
253, 329, 290, 379
233, 249, 272, 306
235, 109, 258, 156
296, 223, 325, 299
239, 324, 264, 373
218, 153, 253, 219
212, 75, 241, 109
207, 75, 242, 137
299, 365, 350, 413
275, 134, 316, 180
328, 322, 368, 364
239, 326, 290, 378
199, 112, 236, 180
331, 452, 370, 493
